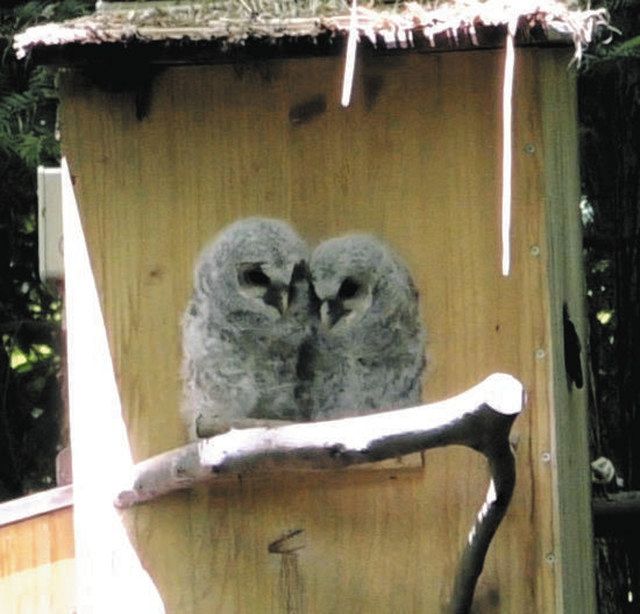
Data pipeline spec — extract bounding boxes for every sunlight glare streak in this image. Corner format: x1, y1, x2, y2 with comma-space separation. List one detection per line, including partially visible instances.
341, 0, 358, 108
62, 158, 164, 613
501, 25, 516, 277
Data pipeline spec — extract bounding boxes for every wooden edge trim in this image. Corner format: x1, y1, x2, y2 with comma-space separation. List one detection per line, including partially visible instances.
0, 484, 73, 528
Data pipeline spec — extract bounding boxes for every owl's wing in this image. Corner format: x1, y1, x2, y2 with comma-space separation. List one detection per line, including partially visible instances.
182, 308, 261, 438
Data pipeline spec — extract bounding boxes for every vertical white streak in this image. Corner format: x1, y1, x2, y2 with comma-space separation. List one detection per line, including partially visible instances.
467, 479, 497, 545
62, 158, 164, 613
501, 26, 516, 277
341, 0, 358, 108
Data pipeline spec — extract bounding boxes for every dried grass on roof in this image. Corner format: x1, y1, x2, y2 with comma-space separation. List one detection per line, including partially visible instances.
14, 0, 611, 60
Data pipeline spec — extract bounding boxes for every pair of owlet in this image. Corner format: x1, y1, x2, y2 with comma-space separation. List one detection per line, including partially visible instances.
181, 217, 426, 439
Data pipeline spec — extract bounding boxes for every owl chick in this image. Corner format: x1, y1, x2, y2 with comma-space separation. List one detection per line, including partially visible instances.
181, 217, 312, 440
306, 234, 426, 420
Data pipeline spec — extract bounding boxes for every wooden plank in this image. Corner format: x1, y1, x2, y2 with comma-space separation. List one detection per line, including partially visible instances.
0, 486, 73, 529
0, 507, 75, 613
0, 559, 76, 614
538, 50, 596, 613
0, 506, 74, 576
58, 48, 581, 612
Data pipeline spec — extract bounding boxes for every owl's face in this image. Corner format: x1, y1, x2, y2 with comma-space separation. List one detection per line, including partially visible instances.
310, 235, 391, 333
236, 260, 297, 317
194, 218, 309, 321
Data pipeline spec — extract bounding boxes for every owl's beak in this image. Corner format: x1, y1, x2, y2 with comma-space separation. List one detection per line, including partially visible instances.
264, 283, 289, 315
279, 290, 289, 314
320, 299, 349, 328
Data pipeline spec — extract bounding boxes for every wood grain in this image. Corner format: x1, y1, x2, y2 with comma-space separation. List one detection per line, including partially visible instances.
538, 51, 596, 614
0, 507, 75, 613
58, 48, 591, 612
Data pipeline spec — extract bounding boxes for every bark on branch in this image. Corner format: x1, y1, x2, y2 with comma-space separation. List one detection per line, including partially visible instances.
115, 372, 524, 614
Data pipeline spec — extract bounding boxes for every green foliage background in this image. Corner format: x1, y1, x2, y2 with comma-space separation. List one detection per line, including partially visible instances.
0, 0, 92, 500
578, 3, 640, 613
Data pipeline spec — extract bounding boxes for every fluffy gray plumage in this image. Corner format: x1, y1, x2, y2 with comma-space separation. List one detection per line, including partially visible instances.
181, 217, 312, 439
305, 234, 426, 420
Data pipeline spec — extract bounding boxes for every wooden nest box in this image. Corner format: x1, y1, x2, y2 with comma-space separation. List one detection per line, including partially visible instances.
15, 1, 608, 612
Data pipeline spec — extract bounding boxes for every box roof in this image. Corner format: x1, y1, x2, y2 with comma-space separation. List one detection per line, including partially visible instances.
15, 0, 609, 64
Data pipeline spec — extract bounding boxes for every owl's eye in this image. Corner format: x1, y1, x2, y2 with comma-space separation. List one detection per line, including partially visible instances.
242, 268, 271, 287
338, 277, 360, 300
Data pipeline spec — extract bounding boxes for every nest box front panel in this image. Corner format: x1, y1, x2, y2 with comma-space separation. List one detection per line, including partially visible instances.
59, 48, 578, 613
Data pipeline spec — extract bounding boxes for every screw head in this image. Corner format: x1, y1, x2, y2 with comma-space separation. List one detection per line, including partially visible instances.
524, 143, 536, 155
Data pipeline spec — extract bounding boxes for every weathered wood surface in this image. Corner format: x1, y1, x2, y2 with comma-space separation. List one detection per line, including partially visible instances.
59, 48, 591, 612
0, 506, 75, 613
539, 51, 596, 614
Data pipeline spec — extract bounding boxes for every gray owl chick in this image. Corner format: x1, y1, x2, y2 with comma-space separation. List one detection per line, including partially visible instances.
181, 217, 312, 439
306, 234, 426, 420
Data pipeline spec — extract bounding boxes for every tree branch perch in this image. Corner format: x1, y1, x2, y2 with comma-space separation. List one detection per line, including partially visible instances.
115, 372, 524, 613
